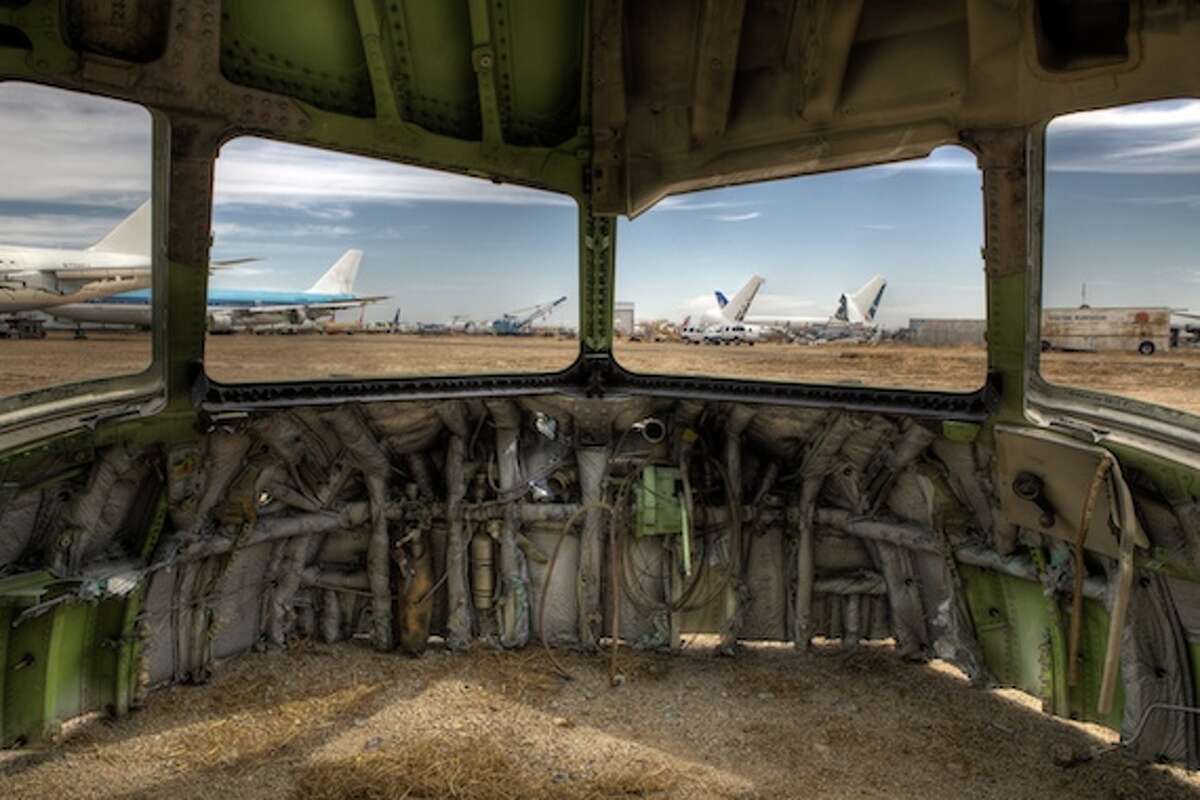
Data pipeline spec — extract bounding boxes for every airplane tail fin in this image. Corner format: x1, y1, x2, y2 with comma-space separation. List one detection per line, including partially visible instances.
720, 275, 765, 322
87, 201, 151, 256
715, 290, 730, 309
307, 249, 363, 295
843, 275, 887, 324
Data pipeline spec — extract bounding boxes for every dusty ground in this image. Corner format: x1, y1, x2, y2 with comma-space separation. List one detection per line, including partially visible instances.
2, 333, 1200, 416
1, 639, 1197, 799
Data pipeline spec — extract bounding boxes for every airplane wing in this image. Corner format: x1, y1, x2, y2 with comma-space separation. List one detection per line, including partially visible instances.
209, 258, 262, 270
2, 259, 259, 279
224, 296, 388, 319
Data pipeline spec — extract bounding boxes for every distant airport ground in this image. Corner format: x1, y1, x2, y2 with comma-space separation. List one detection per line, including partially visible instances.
2, 333, 1199, 415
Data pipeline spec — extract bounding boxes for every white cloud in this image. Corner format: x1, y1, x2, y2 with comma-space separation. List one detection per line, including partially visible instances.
214, 138, 574, 208
712, 212, 761, 222
869, 146, 979, 176
212, 220, 359, 240
0, 83, 151, 206
0, 213, 117, 248
1051, 100, 1200, 131
1118, 194, 1200, 208
653, 197, 756, 213
1049, 99, 1200, 174
681, 293, 718, 312
0, 82, 574, 214
751, 293, 818, 313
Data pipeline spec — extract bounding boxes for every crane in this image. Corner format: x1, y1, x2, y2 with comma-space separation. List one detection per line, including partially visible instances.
492, 295, 567, 335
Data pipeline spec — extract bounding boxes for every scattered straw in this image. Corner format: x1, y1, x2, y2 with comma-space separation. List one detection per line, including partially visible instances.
293, 733, 677, 800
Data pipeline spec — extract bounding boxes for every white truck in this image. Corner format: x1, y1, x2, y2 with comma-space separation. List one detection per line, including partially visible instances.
705, 323, 759, 345
1041, 306, 1172, 355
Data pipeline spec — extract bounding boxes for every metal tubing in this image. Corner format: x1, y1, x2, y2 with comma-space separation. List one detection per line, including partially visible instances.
445, 434, 472, 649
1100, 531, 1137, 715
577, 445, 609, 648
488, 400, 526, 647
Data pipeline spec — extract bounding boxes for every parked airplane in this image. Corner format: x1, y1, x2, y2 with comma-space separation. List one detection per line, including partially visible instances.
48, 249, 385, 332
685, 275, 765, 328
716, 274, 887, 340
0, 201, 255, 315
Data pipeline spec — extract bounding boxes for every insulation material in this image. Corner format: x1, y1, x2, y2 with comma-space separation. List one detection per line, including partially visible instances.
740, 527, 788, 640
59, 443, 139, 573
321, 407, 394, 651
487, 399, 529, 649
6, 396, 1199, 771
444, 432, 472, 650
209, 540, 273, 659
793, 413, 864, 650
188, 431, 254, 537
316, 527, 370, 566
577, 445, 609, 648
718, 404, 756, 652
813, 531, 876, 573
141, 564, 181, 686
165, 442, 206, 532
364, 403, 445, 453
1136, 490, 1195, 567
824, 415, 896, 512
1118, 572, 1198, 764
615, 534, 667, 645
267, 535, 311, 647
745, 407, 828, 460
526, 525, 579, 644
931, 438, 997, 544
0, 487, 43, 569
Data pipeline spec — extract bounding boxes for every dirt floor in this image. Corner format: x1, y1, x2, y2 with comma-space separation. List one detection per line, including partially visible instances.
1, 639, 1197, 800
2, 333, 1200, 416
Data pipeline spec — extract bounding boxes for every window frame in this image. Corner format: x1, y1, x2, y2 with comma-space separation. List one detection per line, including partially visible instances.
0, 83, 167, 442
199, 134, 584, 391
1024, 108, 1200, 456
607, 146, 995, 408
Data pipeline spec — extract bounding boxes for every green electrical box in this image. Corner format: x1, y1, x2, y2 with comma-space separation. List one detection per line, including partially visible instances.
634, 466, 684, 537
633, 466, 692, 575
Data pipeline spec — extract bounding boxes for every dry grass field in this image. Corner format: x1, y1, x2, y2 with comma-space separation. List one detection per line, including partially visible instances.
2, 332, 1200, 415
2, 639, 1197, 800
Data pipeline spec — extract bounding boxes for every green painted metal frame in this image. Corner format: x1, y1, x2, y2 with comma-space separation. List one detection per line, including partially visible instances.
960, 563, 1124, 728
3, 0, 1200, 755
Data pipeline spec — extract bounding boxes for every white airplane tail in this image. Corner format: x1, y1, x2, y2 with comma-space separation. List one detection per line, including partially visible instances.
87, 200, 151, 256
839, 275, 887, 324
307, 249, 362, 295
721, 274, 765, 322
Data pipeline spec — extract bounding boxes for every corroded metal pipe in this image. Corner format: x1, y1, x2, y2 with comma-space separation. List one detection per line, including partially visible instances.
488, 400, 528, 647
444, 433, 471, 649
577, 445, 609, 649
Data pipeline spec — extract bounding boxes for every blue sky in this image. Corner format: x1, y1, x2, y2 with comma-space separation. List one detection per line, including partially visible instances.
1, 82, 1198, 328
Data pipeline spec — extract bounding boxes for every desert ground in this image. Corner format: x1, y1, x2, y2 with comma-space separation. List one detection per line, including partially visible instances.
3, 332, 1200, 415
1, 638, 1197, 800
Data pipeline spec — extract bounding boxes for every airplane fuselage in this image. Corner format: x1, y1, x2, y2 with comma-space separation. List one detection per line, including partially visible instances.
0, 245, 150, 273
49, 288, 357, 328
0, 245, 151, 312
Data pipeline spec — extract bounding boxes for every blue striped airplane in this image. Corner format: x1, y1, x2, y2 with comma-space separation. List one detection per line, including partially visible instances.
48, 249, 385, 332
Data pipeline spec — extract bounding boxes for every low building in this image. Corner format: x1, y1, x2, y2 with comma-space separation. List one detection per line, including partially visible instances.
907, 318, 987, 347
614, 301, 635, 336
